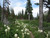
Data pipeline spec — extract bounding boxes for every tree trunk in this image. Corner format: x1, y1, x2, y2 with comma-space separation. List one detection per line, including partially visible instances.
28, 13, 30, 20
1, 9, 4, 22
1, 0, 9, 25
39, 0, 43, 30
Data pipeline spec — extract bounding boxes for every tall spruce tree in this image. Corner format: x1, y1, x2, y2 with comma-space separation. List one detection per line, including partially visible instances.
25, 0, 33, 20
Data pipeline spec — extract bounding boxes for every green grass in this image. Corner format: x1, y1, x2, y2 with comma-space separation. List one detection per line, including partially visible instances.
0, 20, 50, 38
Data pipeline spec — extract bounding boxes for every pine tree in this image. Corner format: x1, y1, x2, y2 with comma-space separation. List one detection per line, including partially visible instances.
10, 8, 15, 19
22, 9, 24, 19
1, 0, 10, 25
0, 5, 1, 21
17, 11, 22, 19
43, 0, 50, 22
25, 0, 33, 20
7, 6, 10, 16
25, 10, 28, 19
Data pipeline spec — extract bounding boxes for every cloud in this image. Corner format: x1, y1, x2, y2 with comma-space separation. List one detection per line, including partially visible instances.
14, 7, 26, 15
32, 7, 39, 17
16, 2, 22, 7
10, 0, 48, 17
31, 0, 39, 3
14, 6, 39, 17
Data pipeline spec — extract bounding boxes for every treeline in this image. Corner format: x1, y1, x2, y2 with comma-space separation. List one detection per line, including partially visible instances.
0, 0, 34, 22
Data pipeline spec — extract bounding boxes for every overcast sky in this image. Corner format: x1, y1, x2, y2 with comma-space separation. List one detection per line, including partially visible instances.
0, 0, 48, 17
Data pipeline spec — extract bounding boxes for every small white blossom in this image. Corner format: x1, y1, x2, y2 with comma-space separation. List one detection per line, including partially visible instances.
7, 27, 10, 30
25, 28, 29, 32
27, 33, 30, 35
4, 25, 6, 27
21, 29, 23, 32
18, 37, 19, 38
38, 28, 43, 32
38, 30, 43, 32
14, 34, 18, 37
5, 29, 8, 32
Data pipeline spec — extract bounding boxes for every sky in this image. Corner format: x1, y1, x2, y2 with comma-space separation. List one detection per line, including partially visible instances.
0, 0, 49, 17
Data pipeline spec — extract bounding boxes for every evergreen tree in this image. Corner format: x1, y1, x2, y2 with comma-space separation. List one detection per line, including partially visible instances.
6, 6, 10, 19
43, 0, 50, 22
21, 9, 24, 19
17, 12, 22, 19
0, 5, 1, 21
10, 8, 15, 19
25, 0, 33, 20
25, 10, 28, 19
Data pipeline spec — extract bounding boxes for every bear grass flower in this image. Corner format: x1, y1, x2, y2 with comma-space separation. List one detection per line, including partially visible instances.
5, 29, 8, 32
21, 29, 23, 32
23, 25, 26, 28
17, 37, 20, 38
4, 24, 6, 27
7, 27, 10, 31
25, 28, 29, 32
5, 29, 8, 34
38, 28, 43, 32
14, 34, 18, 38
27, 32, 30, 35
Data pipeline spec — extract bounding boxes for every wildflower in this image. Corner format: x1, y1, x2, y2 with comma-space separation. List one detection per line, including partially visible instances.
4, 25, 6, 27
18, 37, 19, 38
14, 34, 18, 38
27, 33, 30, 35
25, 28, 29, 32
38, 30, 43, 32
5, 29, 8, 32
47, 34, 48, 38
21, 29, 23, 32
7, 27, 10, 31
16, 29, 18, 31
38, 28, 43, 32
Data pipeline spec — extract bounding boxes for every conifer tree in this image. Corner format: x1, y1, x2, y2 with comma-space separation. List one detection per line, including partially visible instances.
25, 0, 33, 20
0, 5, 1, 21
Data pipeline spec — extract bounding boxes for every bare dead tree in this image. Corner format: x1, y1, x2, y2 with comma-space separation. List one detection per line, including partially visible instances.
1, 0, 10, 25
